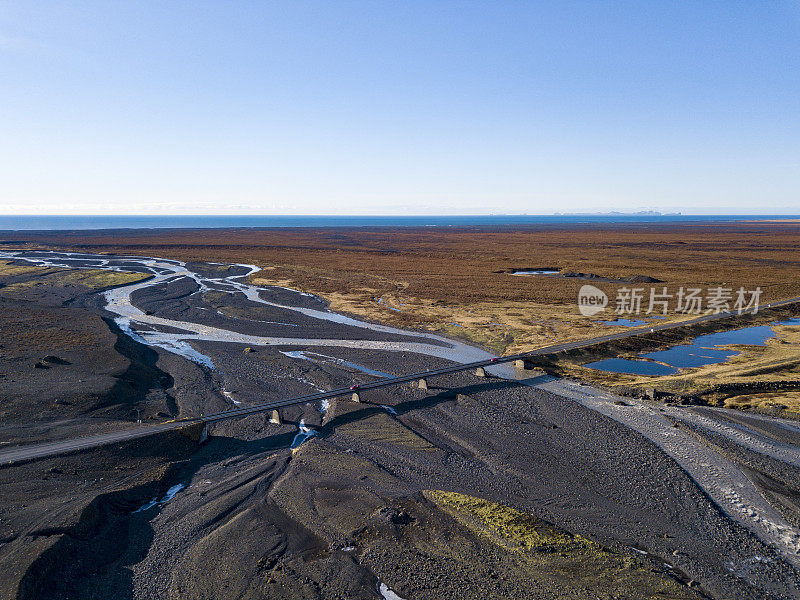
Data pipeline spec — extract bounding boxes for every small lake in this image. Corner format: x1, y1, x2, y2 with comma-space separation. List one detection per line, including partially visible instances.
776, 317, 800, 326
600, 318, 647, 327
642, 326, 776, 369
586, 358, 678, 376
511, 269, 560, 276
587, 323, 780, 376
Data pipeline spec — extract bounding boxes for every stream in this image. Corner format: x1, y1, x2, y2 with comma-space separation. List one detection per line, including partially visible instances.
0, 250, 514, 378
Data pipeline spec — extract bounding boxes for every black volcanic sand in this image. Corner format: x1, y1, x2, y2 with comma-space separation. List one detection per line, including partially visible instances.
20, 375, 795, 600
0, 267, 218, 444
188, 341, 457, 418
128, 275, 451, 345
0, 431, 202, 600
0, 251, 799, 599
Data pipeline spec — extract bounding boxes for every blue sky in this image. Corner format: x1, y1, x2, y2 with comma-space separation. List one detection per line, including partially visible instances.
1, 1, 799, 215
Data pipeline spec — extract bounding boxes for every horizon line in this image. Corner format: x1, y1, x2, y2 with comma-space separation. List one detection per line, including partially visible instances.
3, 213, 800, 218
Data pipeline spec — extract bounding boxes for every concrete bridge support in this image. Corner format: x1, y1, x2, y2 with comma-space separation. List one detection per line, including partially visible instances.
418, 378, 428, 390
475, 367, 487, 378
514, 358, 541, 371
270, 410, 281, 425
179, 421, 209, 444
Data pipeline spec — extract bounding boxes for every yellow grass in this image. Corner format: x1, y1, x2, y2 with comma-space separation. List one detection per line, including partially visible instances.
724, 391, 800, 412
252, 272, 698, 355
423, 490, 700, 599
0, 261, 51, 277
0, 262, 150, 296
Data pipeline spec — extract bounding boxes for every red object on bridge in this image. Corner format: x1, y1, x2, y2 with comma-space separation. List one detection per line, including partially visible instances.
489, 357, 500, 363
349, 384, 361, 391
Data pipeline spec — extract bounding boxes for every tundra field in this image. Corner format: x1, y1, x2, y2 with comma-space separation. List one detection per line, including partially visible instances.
4, 220, 800, 407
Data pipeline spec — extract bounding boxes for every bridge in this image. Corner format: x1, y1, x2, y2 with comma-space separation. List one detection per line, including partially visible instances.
1, 297, 797, 466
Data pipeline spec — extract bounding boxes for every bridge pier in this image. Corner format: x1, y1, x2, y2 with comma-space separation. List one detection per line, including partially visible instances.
352, 392, 361, 403
418, 378, 428, 390
475, 366, 487, 378
179, 421, 209, 444
515, 358, 539, 371
269, 410, 281, 425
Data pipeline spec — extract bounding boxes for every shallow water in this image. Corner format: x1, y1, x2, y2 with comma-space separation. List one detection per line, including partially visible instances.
642, 346, 738, 369
600, 318, 648, 327
281, 350, 393, 378
642, 325, 776, 369
132, 483, 186, 513
589, 323, 781, 375
585, 358, 678, 376
511, 269, 559, 275
776, 317, 800, 326
291, 420, 318, 449
1, 250, 515, 378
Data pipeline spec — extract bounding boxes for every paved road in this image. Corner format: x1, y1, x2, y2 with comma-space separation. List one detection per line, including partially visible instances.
1, 295, 797, 466
0, 422, 185, 466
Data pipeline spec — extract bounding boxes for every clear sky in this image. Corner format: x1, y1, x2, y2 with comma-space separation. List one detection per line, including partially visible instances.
1, 1, 799, 215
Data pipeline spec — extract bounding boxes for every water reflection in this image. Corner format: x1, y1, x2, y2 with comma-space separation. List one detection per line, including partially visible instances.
586, 358, 678, 376
589, 324, 781, 375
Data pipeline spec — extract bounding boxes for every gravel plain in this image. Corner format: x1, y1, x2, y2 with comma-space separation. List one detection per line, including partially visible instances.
0, 250, 799, 599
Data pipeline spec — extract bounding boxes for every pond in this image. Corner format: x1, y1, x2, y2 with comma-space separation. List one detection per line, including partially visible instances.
600, 318, 648, 327
776, 317, 800, 326
585, 358, 678, 376
587, 323, 780, 376
641, 325, 776, 369
511, 269, 560, 275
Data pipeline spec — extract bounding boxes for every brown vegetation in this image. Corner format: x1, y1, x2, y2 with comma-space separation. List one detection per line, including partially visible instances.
5, 220, 800, 302
3, 221, 800, 355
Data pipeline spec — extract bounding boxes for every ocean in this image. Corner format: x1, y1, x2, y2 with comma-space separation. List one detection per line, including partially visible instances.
0, 214, 796, 231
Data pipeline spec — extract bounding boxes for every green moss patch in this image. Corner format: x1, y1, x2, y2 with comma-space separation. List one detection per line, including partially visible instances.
424, 490, 701, 600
